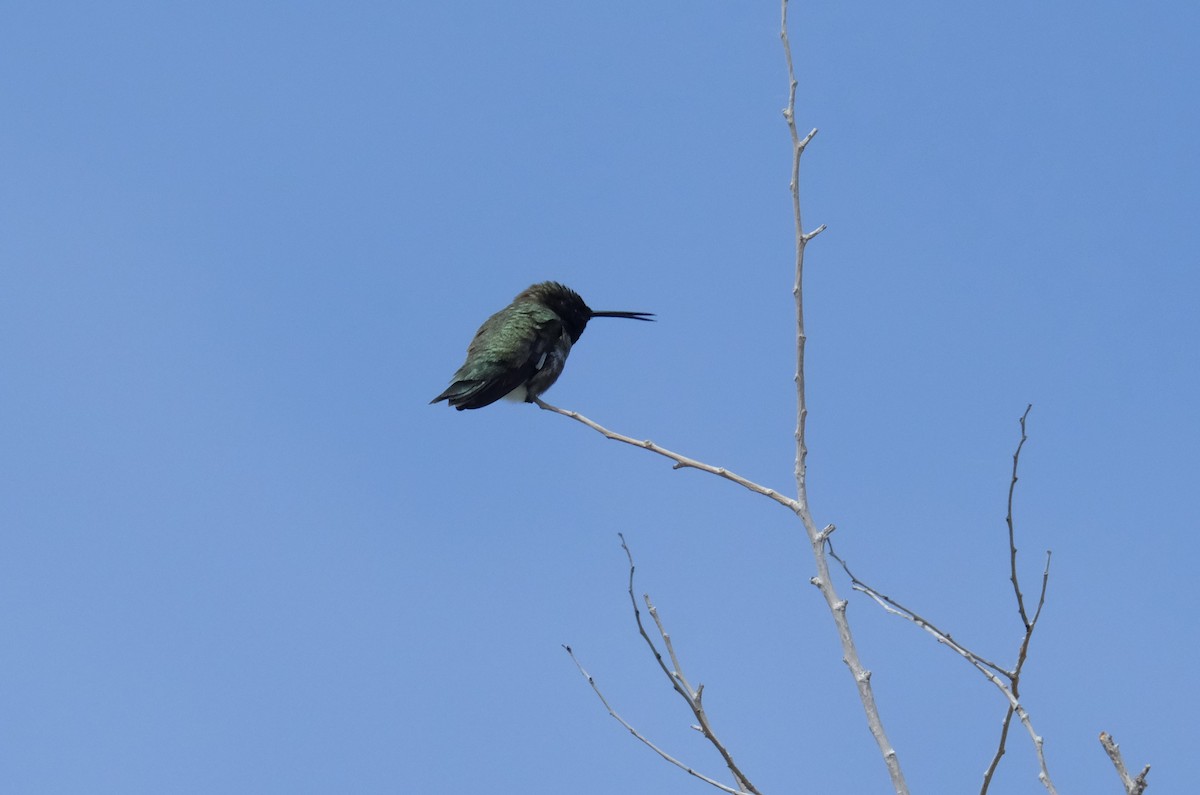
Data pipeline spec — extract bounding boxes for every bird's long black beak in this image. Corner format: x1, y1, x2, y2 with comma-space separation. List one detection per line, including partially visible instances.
591, 311, 655, 321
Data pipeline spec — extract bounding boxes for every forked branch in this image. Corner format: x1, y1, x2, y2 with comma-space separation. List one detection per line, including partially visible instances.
828, 407, 1059, 794
981, 404, 1051, 794
552, 2, 908, 791
781, 1, 906, 791
562, 645, 751, 795
1099, 732, 1151, 795
562, 535, 760, 795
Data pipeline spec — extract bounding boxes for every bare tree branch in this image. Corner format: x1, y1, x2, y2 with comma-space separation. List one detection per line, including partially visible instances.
829, 541, 1057, 792
562, 644, 751, 795
538, 2, 1149, 792
620, 535, 762, 794
563, 535, 760, 794
981, 406, 1052, 794
1007, 405, 1036, 627
826, 407, 1059, 792
781, 0, 825, 514
827, 545, 1011, 678
553, 4, 910, 791
781, 2, 906, 791
534, 398, 799, 514
1099, 732, 1151, 795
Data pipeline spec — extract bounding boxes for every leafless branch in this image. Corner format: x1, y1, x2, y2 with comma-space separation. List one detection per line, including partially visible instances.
1099, 732, 1150, 794
550, 3, 909, 791
782, 0, 824, 514
534, 399, 799, 515
980, 706, 1016, 794
826, 407, 1059, 792
1007, 405, 1036, 627
562, 644, 751, 795
829, 541, 1057, 793
619, 535, 762, 794
781, 2, 906, 791
563, 536, 759, 794
980, 547, 1052, 793
828, 545, 1011, 678
981, 406, 1052, 794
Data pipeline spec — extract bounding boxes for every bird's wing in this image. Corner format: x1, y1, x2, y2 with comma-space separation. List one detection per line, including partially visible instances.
431, 309, 563, 410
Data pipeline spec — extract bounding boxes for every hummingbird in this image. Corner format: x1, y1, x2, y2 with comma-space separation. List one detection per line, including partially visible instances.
430, 281, 654, 410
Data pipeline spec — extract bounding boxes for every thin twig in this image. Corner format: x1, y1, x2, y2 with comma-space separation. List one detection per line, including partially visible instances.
980, 707, 1016, 795
619, 536, 762, 794
828, 545, 1011, 678
981, 550, 1052, 793
1099, 732, 1151, 795
825, 408, 1058, 792
981, 406, 1053, 794
646, 596, 692, 695
534, 398, 800, 515
1007, 405, 1035, 627
781, 0, 826, 511
562, 644, 750, 795
830, 540, 1057, 793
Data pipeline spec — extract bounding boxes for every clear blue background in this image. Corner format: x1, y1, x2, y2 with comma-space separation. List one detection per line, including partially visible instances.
2, 2, 1195, 792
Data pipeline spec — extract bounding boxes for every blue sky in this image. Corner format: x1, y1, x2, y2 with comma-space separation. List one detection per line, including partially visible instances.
2, 2, 1197, 792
